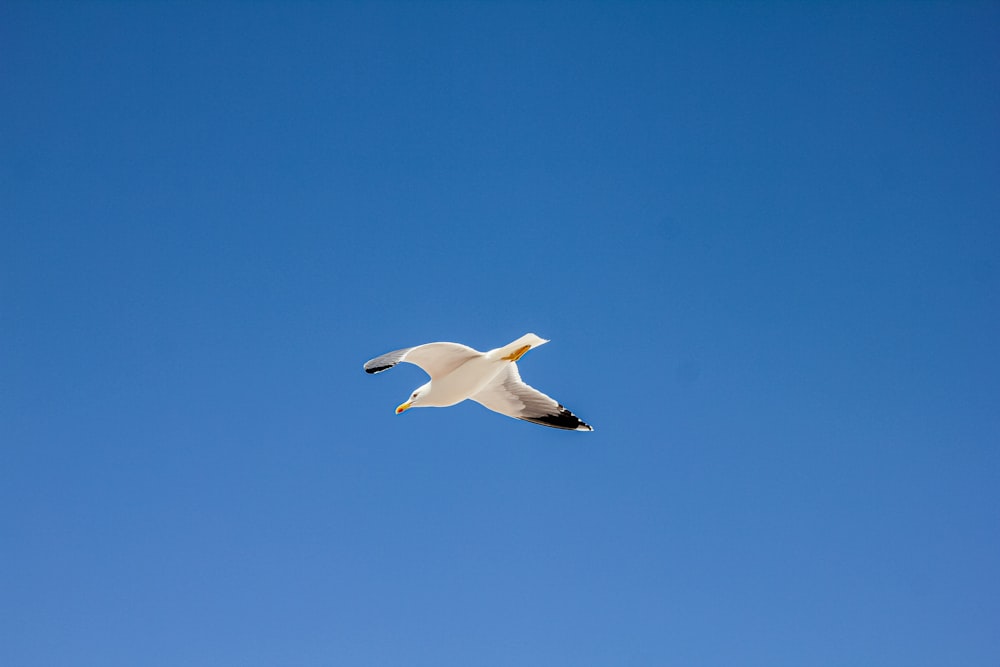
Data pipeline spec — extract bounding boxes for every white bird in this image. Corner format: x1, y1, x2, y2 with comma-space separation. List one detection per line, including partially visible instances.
364, 333, 593, 431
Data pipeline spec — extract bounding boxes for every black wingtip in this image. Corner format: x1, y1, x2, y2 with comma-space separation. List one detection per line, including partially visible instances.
520, 405, 593, 431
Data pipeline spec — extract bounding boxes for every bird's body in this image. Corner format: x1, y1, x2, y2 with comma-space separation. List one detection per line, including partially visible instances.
419, 354, 503, 407
364, 333, 593, 431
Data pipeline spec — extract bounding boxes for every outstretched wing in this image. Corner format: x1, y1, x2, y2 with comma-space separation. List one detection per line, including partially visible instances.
469, 364, 593, 431
363, 342, 481, 379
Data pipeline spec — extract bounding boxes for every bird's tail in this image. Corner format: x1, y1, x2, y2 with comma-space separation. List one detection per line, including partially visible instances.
493, 333, 549, 362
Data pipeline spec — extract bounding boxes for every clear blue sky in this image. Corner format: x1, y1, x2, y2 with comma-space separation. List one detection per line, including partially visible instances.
2, 2, 999, 665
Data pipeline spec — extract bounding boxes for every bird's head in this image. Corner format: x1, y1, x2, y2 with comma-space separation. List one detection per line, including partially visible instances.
396, 382, 430, 414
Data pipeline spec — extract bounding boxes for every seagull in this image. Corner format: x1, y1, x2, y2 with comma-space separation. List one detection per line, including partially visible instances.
363, 333, 593, 431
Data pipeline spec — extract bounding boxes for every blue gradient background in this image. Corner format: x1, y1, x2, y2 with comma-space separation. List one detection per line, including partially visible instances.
2, 2, 998, 665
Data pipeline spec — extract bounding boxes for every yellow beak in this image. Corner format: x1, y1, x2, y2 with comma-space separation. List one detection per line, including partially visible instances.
396, 402, 412, 414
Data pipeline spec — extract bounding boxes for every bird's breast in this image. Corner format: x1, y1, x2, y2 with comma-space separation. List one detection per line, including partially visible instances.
424, 357, 505, 407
